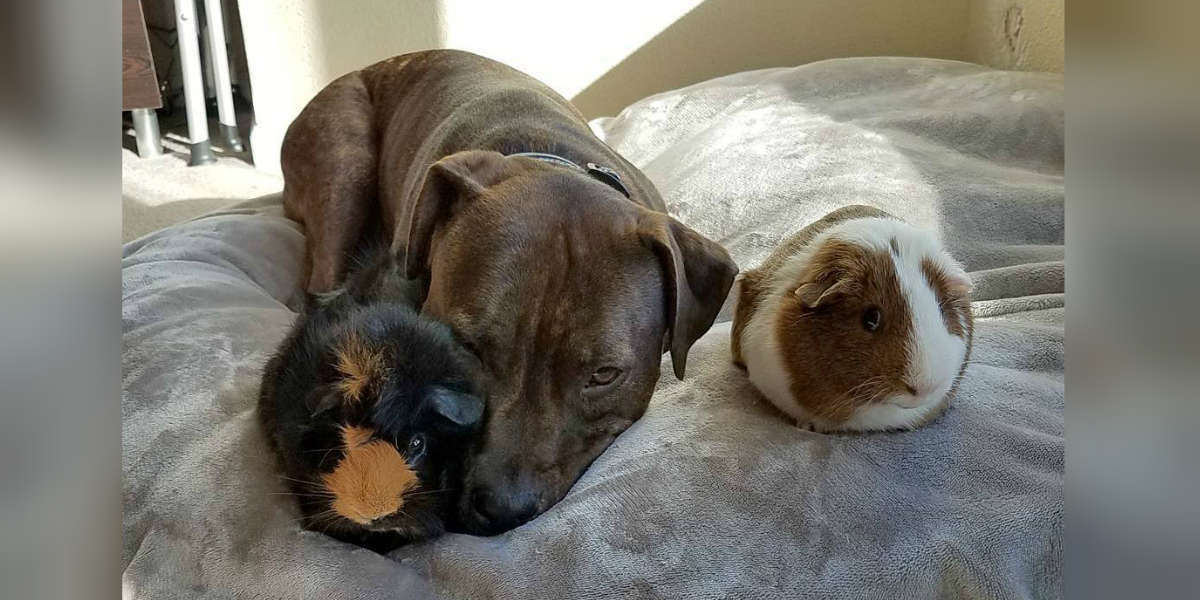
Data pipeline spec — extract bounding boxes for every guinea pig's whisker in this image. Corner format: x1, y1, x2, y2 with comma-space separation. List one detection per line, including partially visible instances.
277, 475, 325, 487
825, 376, 887, 416
850, 391, 883, 408
838, 376, 887, 404
851, 376, 886, 393
315, 446, 341, 469
403, 487, 456, 498
277, 475, 313, 483
317, 516, 343, 536
306, 509, 340, 521
301, 447, 343, 466
307, 509, 352, 534
273, 489, 337, 499
865, 387, 892, 404
303, 514, 339, 531
855, 378, 890, 403
277, 476, 339, 496
839, 378, 877, 398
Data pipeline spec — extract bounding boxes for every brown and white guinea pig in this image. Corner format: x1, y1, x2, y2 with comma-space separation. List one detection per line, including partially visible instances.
258, 249, 483, 552
731, 205, 973, 433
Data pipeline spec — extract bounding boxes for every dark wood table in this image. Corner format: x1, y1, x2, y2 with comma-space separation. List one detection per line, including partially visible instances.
123, 0, 162, 156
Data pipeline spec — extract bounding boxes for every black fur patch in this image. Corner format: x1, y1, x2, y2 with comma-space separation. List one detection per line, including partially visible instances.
258, 248, 483, 552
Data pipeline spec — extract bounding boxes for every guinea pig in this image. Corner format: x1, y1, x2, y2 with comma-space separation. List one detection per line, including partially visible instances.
259, 250, 483, 552
731, 205, 973, 432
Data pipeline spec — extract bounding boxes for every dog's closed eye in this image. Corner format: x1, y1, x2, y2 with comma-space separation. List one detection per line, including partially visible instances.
587, 367, 622, 388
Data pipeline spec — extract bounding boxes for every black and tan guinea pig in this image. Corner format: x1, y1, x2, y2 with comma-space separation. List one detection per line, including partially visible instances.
258, 250, 483, 552
731, 205, 973, 433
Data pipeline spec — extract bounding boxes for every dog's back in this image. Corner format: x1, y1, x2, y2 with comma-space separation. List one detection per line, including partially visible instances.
362, 50, 666, 241
281, 49, 663, 293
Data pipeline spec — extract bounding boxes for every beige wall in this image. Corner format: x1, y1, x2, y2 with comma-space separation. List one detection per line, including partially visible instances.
440, 0, 969, 118
236, 0, 1062, 173
439, 0, 706, 106
965, 0, 1064, 73
236, 0, 440, 175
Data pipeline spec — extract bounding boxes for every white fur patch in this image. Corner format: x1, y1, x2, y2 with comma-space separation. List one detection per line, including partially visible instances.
839, 397, 949, 431
739, 277, 811, 423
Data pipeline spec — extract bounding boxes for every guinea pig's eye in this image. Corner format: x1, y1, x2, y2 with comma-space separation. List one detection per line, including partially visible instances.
407, 434, 427, 459
587, 367, 622, 388
862, 307, 882, 332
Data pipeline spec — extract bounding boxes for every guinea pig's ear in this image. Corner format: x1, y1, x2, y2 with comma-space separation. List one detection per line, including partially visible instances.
400, 150, 517, 279
794, 277, 850, 310
638, 212, 739, 380
305, 385, 342, 418
427, 386, 485, 431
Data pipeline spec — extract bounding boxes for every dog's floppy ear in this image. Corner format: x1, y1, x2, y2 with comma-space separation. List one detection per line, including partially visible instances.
638, 212, 738, 380
400, 150, 515, 279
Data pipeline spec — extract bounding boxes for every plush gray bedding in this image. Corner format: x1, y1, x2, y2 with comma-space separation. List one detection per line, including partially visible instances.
122, 58, 1063, 599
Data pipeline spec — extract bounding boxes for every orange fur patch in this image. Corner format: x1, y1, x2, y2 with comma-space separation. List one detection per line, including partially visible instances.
340, 423, 375, 448
333, 333, 386, 404
322, 425, 418, 525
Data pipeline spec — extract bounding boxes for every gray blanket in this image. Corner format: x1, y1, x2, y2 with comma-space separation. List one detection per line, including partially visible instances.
122, 58, 1063, 599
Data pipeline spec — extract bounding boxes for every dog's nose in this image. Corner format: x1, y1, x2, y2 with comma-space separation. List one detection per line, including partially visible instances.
470, 487, 540, 534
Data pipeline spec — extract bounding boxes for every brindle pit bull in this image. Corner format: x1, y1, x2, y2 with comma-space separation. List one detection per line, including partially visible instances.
281, 50, 737, 535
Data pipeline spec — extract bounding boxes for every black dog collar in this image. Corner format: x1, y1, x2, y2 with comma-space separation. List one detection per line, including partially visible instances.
508, 151, 631, 198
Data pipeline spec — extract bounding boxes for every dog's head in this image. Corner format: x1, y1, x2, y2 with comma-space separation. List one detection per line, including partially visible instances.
399, 150, 736, 534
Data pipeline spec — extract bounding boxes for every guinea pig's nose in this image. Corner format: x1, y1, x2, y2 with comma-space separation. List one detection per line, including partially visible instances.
471, 487, 540, 534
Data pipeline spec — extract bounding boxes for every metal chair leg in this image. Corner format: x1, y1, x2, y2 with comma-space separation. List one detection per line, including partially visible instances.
130, 108, 163, 158
174, 0, 215, 166
203, 0, 244, 152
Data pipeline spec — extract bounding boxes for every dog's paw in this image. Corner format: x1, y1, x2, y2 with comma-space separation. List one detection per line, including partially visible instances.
794, 419, 817, 432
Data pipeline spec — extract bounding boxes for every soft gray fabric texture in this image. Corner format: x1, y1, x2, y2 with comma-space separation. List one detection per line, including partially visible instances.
123, 58, 1063, 599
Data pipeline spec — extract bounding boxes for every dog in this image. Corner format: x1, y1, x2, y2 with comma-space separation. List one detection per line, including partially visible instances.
281, 50, 737, 535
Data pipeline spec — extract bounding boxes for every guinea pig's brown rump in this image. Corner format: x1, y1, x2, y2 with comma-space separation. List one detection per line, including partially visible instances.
322, 425, 419, 525
920, 255, 975, 409
730, 270, 764, 368
920, 257, 972, 339
775, 240, 912, 423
